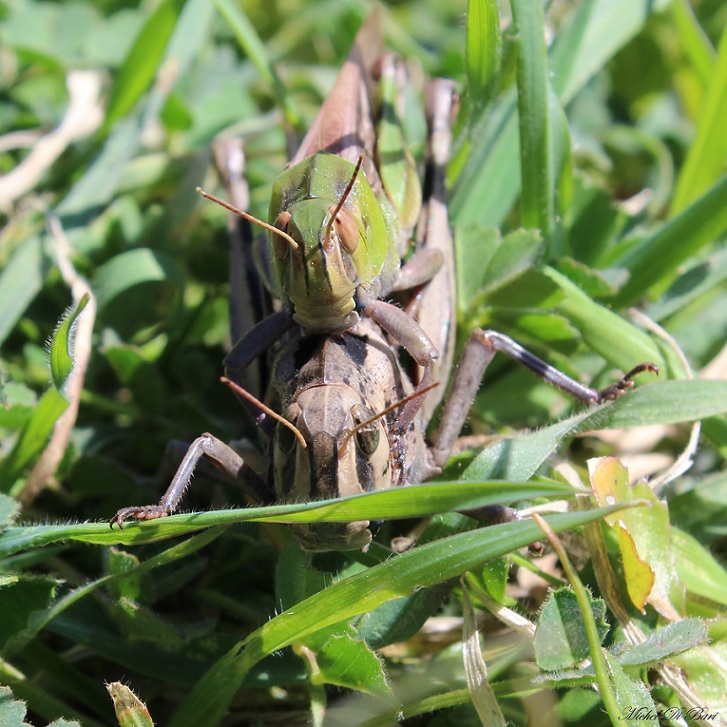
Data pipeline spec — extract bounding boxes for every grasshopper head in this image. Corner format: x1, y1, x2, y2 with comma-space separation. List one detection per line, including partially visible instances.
271, 198, 364, 333
273, 383, 393, 552
269, 153, 399, 333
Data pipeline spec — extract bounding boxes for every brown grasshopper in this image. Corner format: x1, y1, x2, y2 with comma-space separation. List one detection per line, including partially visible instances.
110, 79, 655, 552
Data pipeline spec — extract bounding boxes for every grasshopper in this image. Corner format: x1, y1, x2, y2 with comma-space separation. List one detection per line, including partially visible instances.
110, 79, 656, 552
108, 74, 456, 547
218, 17, 444, 434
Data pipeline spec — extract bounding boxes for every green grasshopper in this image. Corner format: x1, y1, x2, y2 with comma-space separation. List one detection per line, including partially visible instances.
110, 79, 656, 551
219, 17, 444, 430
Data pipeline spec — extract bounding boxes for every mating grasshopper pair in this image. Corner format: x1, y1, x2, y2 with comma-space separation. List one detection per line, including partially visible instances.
110, 18, 655, 551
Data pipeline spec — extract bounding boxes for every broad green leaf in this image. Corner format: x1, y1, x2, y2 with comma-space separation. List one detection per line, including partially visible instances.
456, 225, 500, 312
672, 527, 727, 606
479, 556, 509, 604
603, 651, 657, 727
669, 471, 727, 542
483, 269, 563, 310
619, 619, 708, 668
107, 548, 143, 602
165, 505, 632, 727
482, 228, 544, 295
0, 686, 30, 727
56, 115, 142, 219
313, 633, 394, 702
555, 259, 616, 299
93, 248, 184, 311
534, 587, 609, 671
450, 92, 519, 227
539, 619, 709, 678
549, 0, 671, 103
648, 247, 727, 322
543, 266, 663, 371
566, 176, 627, 266
353, 581, 454, 650
591, 380, 727, 428
674, 646, 727, 713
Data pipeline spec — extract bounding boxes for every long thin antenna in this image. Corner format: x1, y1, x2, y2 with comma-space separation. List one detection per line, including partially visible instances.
197, 187, 299, 250
221, 376, 308, 449
337, 383, 439, 458
324, 155, 364, 246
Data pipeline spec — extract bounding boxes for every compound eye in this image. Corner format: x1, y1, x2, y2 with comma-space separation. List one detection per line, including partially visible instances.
352, 405, 379, 456
272, 211, 292, 260
327, 207, 360, 255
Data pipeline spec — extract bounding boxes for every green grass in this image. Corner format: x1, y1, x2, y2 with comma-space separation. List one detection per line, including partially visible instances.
2, 1, 727, 725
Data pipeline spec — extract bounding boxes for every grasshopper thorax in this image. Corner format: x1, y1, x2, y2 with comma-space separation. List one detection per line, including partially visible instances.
272, 383, 393, 552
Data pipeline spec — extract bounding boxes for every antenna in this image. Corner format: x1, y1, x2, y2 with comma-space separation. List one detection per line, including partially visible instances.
221, 377, 308, 449
337, 383, 439, 458
324, 155, 365, 246
197, 187, 299, 250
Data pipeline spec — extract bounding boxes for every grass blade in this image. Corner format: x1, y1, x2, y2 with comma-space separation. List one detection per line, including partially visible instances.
213, 0, 299, 127
103, 0, 184, 132
466, 0, 501, 116
511, 0, 553, 240
611, 175, 727, 306
670, 24, 727, 215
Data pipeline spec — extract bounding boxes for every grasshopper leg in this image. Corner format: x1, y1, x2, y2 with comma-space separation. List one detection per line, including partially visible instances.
362, 296, 440, 433
224, 311, 296, 381
430, 328, 658, 469
110, 433, 269, 529
212, 138, 275, 399
390, 248, 443, 291
360, 79, 458, 436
